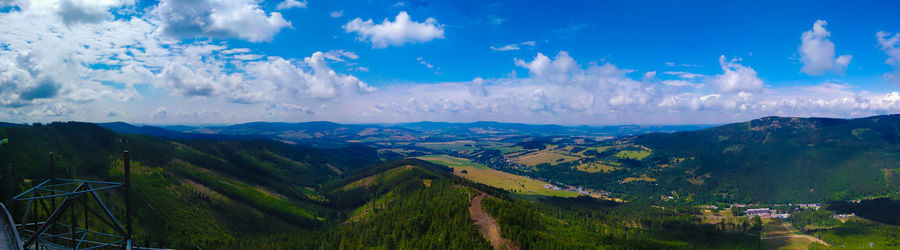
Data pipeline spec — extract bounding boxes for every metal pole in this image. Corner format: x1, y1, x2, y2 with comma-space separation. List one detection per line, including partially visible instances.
124, 150, 131, 241
82, 192, 88, 239
71, 195, 76, 249
6, 163, 11, 205
31, 195, 36, 240
49, 152, 56, 243
49, 152, 54, 183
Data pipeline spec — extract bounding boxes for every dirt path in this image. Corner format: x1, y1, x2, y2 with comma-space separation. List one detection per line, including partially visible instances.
469, 193, 519, 250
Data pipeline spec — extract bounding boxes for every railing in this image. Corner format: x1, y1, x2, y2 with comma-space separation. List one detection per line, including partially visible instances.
0, 202, 23, 250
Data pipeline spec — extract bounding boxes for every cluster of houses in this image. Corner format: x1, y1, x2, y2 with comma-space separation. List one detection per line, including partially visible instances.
740, 203, 824, 218
724, 203, 854, 220
745, 208, 791, 219
542, 183, 610, 197
797, 203, 822, 210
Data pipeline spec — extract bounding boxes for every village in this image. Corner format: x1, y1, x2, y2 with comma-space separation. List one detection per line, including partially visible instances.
698, 202, 857, 220
542, 183, 611, 198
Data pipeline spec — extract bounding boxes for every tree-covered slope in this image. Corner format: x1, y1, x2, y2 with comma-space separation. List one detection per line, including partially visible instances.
0, 122, 378, 248
633, 115, 900, 203
0, 122, 764, 249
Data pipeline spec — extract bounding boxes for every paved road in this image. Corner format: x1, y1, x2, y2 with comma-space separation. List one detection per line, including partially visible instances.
469, 192, 518, 250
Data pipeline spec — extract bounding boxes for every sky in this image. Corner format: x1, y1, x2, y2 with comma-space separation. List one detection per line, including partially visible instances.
2, 0, 900, 125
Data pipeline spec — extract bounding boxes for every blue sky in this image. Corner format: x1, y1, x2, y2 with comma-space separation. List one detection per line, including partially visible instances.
1, 0, 900, 125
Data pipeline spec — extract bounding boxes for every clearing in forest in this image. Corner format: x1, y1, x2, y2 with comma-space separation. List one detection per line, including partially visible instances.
414, 155, 578, 197
761, 219, 829, 249
469, 193, 519, 250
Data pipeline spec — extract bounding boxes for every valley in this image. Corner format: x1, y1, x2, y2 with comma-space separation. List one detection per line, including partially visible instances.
2, 115, 900, 248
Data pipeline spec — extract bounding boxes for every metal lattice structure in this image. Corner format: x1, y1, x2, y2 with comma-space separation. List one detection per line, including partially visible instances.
13, 178, 131, 249
4, 151, 134, 250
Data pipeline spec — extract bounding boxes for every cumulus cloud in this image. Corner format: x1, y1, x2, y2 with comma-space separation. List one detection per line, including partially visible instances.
343, 11, 444, 48
6, 1, 900, 125
152, 0, 291, 42
877, 31, 900, 84
57, 0, 135, 24
0, 0, 381, 123
711, 55, 763, 93
349, 51, 900, 125
242, 52, 375, 101
799, 20, 852, 75
469, 77, 487, 97
514, 51, 577, 84
276, 0, 306, 10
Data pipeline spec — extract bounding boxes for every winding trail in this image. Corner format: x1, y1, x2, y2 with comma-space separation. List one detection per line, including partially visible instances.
469, 192, 519, 250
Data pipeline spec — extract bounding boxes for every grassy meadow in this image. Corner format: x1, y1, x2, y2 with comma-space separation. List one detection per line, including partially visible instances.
413, 155, 578, 197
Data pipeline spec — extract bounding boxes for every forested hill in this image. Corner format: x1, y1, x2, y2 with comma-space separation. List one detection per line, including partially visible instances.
0, 122, 379, 247
0, 122, 762, 249
632, 115, 900, 203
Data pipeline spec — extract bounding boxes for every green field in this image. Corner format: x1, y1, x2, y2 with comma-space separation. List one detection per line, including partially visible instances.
761, 219, 827, 249
807, 218, 900, 249
413, 141, 480, 151
413, 155, 578, 197
614, 148, 652, 160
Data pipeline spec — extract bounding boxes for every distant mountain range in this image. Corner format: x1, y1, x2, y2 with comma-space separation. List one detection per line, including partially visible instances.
100, 121, 712, 147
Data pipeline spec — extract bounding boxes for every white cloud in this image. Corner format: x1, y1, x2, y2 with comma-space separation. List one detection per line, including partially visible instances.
799, 20, 852, 75
665, 62, 700, 68
323, 50, 358, 62
877, 31, 900, 84
330, 10, 343, 18
243, 52, 375, 100
661, 80, 695, 87
417, 56, 434, 69
0, 0, 382, 123
278, 103, 313, 114
664, 71, 704, 79
490, 41, 536, 51
28, 103, 74, 117
343, 11, 444, 48
106, 109, 120, 117
469, 77, 487, 97
57, 0, 135, 24
349, 52, 900, 124
643, 71, 656, 80
151, 106, 167, 119
276, 0, 306, 10
6, 2, 900, 125
514, 51, 577, 83
349, 66, 369, 72
711, 55, 763, 93
151, 0, 291, 42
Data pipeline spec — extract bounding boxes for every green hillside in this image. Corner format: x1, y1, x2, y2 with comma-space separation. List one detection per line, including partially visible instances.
635, 115, 900, 203
496, 115, 900, 204
0, 122, 378, 248
0, 122, 763, 249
